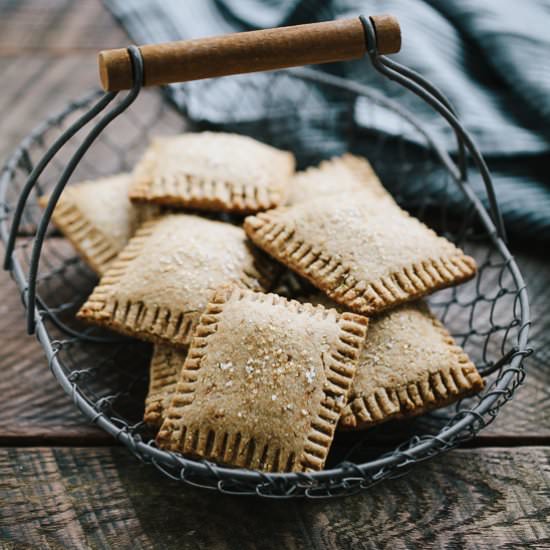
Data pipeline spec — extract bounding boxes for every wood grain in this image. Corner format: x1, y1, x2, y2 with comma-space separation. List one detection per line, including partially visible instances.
371, 15, 401, 55
0, 54, 100, 163
0, 261, 110, 443
0, 0, 127, 53
0, 0, 126, 161
0, 446, 549, 549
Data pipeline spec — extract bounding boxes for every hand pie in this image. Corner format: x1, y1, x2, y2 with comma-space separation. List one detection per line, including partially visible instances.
157, 286, 368, 472
288, 154, 390, 205
129, 132, 295, 213
144, 345, 186, 428
40, 173, 157, 275
77, 214, 276, 346
340, 301, 484, 429
244, 191, 476, 315
144, 299, 484, 434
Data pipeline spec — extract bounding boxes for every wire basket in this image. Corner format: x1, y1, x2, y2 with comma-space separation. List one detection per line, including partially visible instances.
0, 15, 531, 497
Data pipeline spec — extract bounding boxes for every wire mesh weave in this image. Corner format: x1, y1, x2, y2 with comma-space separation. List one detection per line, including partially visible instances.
0, 66, 530, 497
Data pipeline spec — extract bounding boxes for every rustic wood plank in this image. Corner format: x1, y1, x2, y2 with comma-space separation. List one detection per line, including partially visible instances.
0, 262, 111, 443
0, 446, 548, 549
0, 54, 101, 162
0, 447, 153, 549
0, 0, 126, 160
0, 0, 127, 53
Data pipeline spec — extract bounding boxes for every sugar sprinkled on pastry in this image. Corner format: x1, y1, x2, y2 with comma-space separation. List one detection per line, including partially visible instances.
129, 132, 295, 213
157, 286, 368, 472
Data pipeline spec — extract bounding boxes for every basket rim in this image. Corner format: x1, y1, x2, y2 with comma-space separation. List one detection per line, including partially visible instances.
0, 86, 531, 493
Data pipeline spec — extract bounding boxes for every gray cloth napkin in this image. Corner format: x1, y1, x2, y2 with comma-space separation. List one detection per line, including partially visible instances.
103, 0, 550, 242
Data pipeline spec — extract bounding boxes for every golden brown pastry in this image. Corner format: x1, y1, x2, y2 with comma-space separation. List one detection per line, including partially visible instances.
77, 214, 277, 346
144, 345, 186, 428
157, 286, 368, 472
244, 191, 476, 315
129, 132, 295, 213
339, 301, 484, 429
40, 173, 157, 274
288, 153, 389, 205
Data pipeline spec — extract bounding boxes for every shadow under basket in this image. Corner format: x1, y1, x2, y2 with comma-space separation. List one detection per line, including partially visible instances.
0, 15, 530, 497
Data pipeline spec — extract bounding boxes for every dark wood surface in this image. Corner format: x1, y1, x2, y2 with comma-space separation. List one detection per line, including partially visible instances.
0, 1, 549, 547
1, 447, 549, 549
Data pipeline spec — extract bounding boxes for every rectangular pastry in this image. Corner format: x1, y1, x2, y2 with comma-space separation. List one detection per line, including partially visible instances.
129, 132, 295, 213
145, 301, 484, 434
339, 301, 484, 429
77, 214, 277, 346
288, 153, 390, 205
40, 173, 157, 275
244, 191, 476, 315
157, 286, 368, 472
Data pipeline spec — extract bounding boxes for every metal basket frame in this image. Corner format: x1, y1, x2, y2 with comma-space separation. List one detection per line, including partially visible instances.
0, 16, 531, 497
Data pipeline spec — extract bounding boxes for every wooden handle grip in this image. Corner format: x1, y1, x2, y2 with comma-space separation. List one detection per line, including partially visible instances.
98, 15, 400, 91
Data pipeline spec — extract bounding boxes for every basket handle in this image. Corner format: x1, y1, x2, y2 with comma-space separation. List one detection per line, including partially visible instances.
98, 15, 400, 91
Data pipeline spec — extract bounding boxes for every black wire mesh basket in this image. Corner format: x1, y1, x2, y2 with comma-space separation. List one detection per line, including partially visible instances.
0, 15, 531, 497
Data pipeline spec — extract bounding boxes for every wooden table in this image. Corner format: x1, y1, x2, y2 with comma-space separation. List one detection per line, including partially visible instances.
1, 2, 549, 548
